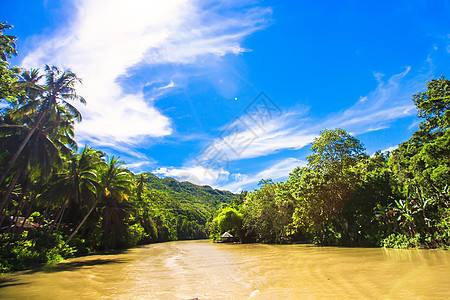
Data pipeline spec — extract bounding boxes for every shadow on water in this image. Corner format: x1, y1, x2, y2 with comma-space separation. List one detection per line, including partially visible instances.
0, 256, 129, 290
42, 257, 129, 273
11, 249, 132, 276
1, 255, 130, 278
0, 277, 31, 289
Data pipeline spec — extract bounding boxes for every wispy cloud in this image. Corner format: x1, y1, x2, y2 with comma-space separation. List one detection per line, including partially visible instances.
205, 67, 429, 160
123, 160, 155, 172
21, 0, 272, 148
325, 66, 426, 134
381, 145, 398, 154
153, 157, 306, 193
218, 157, 307, 192
198, 66, 428, 167
176, 67, 429, 190
153, 165, 230, 186
198, 110, 314, 162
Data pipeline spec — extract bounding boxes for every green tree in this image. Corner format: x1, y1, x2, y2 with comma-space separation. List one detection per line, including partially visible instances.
390, 77, 450, 197
48, 147, 104, 229
97, 157, 133, 249
242, 182, 293, 243
211, 207, 243, 241
414, 76, 450, 133
329, 153, 400, 246
0, 22, 17, 61
307, 128, 365, 173
59, 148, 105, 247
0, 65, 85, 187
289, 129, 366, 243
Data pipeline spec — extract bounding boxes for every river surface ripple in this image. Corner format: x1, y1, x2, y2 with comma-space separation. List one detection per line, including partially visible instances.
1, 240, 449, 299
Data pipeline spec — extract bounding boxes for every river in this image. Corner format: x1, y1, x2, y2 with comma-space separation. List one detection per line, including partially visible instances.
1, 240, 449, 299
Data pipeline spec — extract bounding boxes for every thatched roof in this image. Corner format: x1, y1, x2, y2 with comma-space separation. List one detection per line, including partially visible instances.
220, 232, 233, 238
1, 216, 40, 230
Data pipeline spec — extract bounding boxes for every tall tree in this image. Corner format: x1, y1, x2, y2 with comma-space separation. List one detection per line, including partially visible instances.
0, 22, 17, 61
307, 128, 365, 173
414, 76, 450, 133
289, 129, 366, 241
97, 157, 133, 249
390, 77, 450, 196
0, 65, 85, 186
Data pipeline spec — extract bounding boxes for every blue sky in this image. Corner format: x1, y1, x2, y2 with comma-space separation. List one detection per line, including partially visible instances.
2, 0, 449, 192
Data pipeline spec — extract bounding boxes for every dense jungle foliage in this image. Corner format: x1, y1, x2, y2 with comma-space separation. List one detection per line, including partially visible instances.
0, 22, 235, 272
211, 76, 450, 248
1, 21, 449, 273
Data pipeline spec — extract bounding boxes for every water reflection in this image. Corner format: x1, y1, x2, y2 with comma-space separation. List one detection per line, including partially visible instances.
381, 247, 449, 263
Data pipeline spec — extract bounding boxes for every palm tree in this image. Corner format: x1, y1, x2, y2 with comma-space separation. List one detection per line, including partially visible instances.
11, 69, 44, 109
0, 22, 17, 61
0, 106, 77, 214
135, 174, 146, 203
0, 67, 84, 215
0, 65, 85, 186
45, 147, 104, 246
97, 157, 133, 249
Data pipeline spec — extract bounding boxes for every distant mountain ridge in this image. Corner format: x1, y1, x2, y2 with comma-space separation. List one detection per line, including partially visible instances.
142, 172, 237, 208
129, 172, 237, 241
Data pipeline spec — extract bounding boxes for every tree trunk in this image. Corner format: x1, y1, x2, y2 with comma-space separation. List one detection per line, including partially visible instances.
0, 106, 48, 186
0, 165, 24, 214
38, 204, 49, 227
20, 203, 34, 229
49, 203, 66, 233
56, 205, 66, 232
10, 195, 25, 235
62, 201, 97, 250
20, 182, 34, 229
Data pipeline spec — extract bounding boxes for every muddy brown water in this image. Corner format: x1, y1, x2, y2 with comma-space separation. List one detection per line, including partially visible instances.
1, 240, 449, 299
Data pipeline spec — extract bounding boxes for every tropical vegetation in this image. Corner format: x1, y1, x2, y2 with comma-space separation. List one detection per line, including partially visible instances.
0, 22, 235, 272
1, 20, 449, 273
211, 76, 449, 249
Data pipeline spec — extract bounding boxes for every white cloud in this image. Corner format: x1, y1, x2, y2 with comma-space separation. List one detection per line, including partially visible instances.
196, 66, 428, 167
128, 66, 429, 192
378, 145, 398, 156
153, 157, 306, 193
123, 160, 154, 171
21, 0, 271, 148
219, 157, 307, 192
156, 81, 175, 91
162, 66, 429, 191
408, 120, 421, 130
373, 71, 385, 83
153, 165, 230, 186
195, 109, 315, 165
325, 66, 424, 134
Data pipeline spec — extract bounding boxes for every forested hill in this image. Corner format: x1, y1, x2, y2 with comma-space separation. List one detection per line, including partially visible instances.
0, 22, 242, 272
129, 172, 238, 243
143, 173, 237, 208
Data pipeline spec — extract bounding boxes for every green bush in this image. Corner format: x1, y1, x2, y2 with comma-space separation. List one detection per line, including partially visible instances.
435, 210, 450, 249
128, 223, 148, 246
381, 233, 422, 249
0, 231, 75, 273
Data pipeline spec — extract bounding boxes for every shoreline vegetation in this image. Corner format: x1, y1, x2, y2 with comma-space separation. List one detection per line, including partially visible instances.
1, 21, 449, 273
210, 83, 450, 248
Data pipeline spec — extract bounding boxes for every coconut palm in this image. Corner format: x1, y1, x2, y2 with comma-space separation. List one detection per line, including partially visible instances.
97, 157, 133, 249
45, 147, 104, 233
0, 107, 77, 214
11, 69, 44, 109
135, 174, 146, 203
0, 65, 85, 186
0, 22, 17, 61
0, 66, 84, 216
